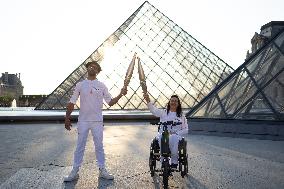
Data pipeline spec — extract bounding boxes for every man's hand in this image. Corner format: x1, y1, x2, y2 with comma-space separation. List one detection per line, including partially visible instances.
65, 103, 74, 131
108, 86, 128, 106
65, 116, 72, 131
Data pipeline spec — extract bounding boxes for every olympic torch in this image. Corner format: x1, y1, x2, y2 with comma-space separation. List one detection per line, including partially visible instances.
124, 53, 137, 87
137, 57, 148, 94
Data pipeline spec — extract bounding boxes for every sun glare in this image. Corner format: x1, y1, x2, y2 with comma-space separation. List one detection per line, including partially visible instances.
100, 45, 123, 75
98, 45, 126, 91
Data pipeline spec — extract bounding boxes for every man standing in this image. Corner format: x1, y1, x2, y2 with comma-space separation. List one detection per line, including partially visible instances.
64, 60, 127, 181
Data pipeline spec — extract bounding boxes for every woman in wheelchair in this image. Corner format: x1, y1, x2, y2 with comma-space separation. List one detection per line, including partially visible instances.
144, 93, 188, 169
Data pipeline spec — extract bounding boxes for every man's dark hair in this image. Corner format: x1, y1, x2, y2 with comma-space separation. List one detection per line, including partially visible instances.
85, 61, 102, 72
166, 94, 182, 117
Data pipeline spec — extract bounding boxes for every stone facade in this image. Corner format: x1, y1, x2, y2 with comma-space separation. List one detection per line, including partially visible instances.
246, 21, 284, 59
0, 72, 23, 102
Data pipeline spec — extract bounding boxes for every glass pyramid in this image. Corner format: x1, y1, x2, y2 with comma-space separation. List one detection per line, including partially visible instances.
187, 29, 284, 120
35, 1, 234, 110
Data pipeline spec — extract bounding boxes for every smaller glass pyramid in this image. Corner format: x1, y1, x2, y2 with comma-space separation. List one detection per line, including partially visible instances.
187, 29, 284, 120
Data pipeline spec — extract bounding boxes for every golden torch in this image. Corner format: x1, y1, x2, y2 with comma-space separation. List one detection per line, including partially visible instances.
124, 53, 137, 87
137, 57, 148, 94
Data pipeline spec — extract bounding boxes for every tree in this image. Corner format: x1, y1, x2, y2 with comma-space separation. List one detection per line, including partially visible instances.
0, 95, 14, 107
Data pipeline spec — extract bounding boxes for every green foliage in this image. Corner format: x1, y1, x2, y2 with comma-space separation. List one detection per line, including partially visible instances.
0, 95, 14, 107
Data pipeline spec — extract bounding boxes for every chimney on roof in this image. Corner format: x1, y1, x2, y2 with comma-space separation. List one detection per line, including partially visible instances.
4, 72, 8, 84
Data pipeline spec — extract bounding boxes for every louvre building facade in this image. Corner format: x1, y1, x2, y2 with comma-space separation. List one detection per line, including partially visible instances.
36, 1, 234, 111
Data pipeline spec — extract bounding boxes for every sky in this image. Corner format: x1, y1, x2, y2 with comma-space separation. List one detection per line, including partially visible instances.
0, 0, 283, 95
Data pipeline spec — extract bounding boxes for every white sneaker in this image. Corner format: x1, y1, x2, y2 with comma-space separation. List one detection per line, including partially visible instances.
64, 168, 79, 182
99, 168, 114, 180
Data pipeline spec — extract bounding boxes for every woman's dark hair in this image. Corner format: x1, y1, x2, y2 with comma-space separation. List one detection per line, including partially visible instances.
166, 95, 182, 117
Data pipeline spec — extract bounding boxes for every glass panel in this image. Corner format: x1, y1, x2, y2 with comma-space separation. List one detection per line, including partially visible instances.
206, 96, 224, 118
270, 53, 284, 78
263, 71, 284, 115
191, 99, 211, 117
209, 72, 220, 84
234, 94, 275, 120
256, 49, 280, 87
218, 74, 238, 100
124, 100, 139, 109
246, 49, 265, 75
197, 71, 207, 85
275, 31, 284, 51
39, 103, 50, 109
226, 76, 257, 115
182, 93, 195, 107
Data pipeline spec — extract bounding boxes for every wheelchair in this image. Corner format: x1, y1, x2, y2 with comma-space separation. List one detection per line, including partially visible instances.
149, 121, 188, 189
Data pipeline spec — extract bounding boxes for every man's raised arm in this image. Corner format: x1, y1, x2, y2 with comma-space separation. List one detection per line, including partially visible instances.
108, 87, 127, 107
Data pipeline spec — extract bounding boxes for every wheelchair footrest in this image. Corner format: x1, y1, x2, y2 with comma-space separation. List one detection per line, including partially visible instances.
172, 168, 179, 172
155, 168, 180, 173
159, 173, 173, 176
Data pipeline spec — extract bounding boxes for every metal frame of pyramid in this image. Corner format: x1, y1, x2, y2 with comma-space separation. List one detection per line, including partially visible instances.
187, 29, 284, 121
35, 1, 234, 110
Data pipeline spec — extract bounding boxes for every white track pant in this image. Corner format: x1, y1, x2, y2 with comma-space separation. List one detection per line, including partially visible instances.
73, 121, 105, 169
156, 133, 181, 164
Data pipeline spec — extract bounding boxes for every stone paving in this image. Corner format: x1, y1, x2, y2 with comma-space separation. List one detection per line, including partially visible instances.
0, 122, 284, 189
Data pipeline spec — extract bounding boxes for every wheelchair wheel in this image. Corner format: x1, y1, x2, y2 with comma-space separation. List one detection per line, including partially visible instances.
152, 138, 160, 159
149, 152, 156, 177
178, 138, 187, 156
178, 138, 188, 178
149, 140, 157, 177
162, 160, 170, 189
181, 154, 188, 178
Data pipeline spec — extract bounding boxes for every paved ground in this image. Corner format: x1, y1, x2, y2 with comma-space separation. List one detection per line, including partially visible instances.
0, 122, 284, 189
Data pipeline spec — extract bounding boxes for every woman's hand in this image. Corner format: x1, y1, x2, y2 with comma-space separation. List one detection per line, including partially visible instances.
143, 92, 150, 103
120, 86, 128, 96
